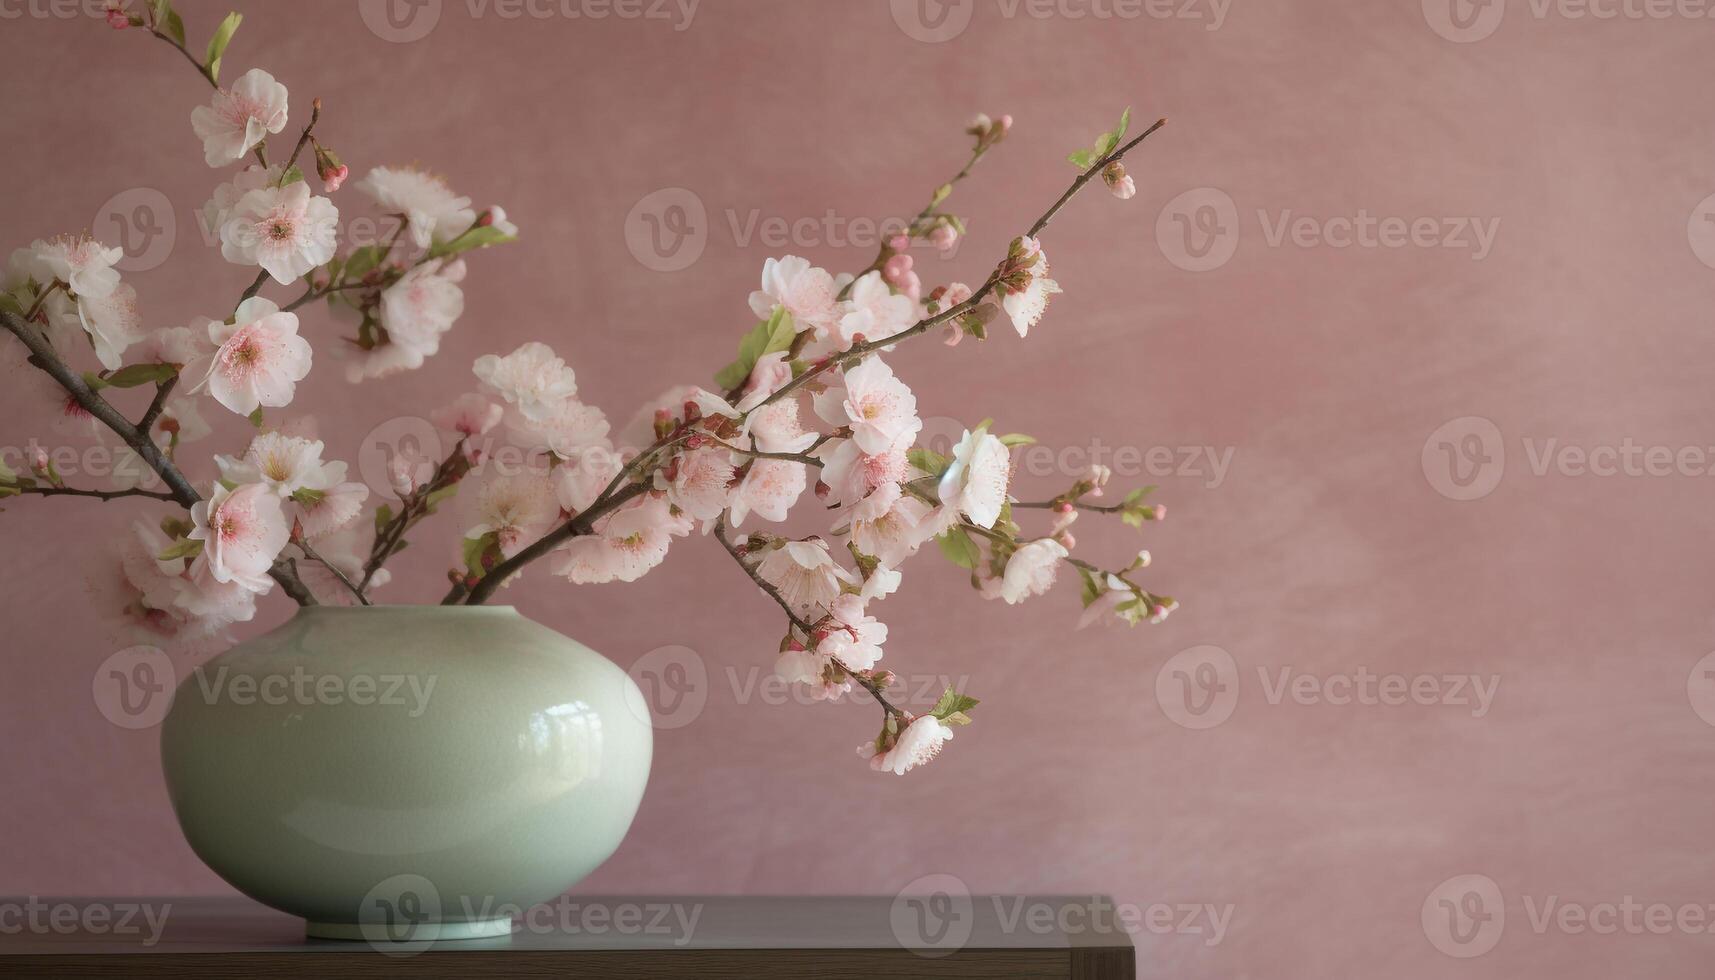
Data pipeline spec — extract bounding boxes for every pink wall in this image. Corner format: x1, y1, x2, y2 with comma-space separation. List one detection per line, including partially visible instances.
5, 0, 1715, 975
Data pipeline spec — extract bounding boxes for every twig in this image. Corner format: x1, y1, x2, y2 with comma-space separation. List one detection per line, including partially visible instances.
460, 482, 651, 606
358, 439, 468, 595
137, 375, 179, 433
295, 535, 371, 606
747, 118, 1168, 418
0, 310, 317, 605
711, 514, 903, 719
10, 485, 177, 502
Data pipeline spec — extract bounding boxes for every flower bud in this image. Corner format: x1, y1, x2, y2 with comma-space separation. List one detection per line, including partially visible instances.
1055, 531, 1076, 549
887, 233, 910, 253
1136, 549, 1152, 568
929, 223, 959, 252
106, 8, 129, 29
1102, 162, 1136, 200
28, 444, 50, 478
314, 143, 348, 193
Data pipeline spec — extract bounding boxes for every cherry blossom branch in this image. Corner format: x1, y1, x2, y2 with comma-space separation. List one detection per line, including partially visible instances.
359, 439, 469, 595
1013, 498, 1125, 513
459, 481, 651, 605
293, 530, 370, 606
10, 485, 177, 502
0, 309, 318, 606
453, 117, 1169, 609
137, 376, 178, 433
746, 117, 1166, 418
456, 429, 699, 605
282, 98, 321, 173
837, 135, 992, 299
141, 12, 269, 166
711, 515, 903, 719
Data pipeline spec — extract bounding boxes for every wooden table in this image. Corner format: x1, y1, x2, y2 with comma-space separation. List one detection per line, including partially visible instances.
0, 894, 1135, 978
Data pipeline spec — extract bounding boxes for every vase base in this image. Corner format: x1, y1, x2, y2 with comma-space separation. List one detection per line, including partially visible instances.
306, 917, 516, 942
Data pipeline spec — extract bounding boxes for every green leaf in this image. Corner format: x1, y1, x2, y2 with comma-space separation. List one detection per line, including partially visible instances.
0, 292, 23, 318
277, 165, 305, 187
101, 363, 178, 389
998, 433, 1035, 448
930, 687, 980, 721
204, 12, 242, 84
342, 245, 387, 283
462, 532, 498, 576
290, 487, 326, 506
714, 306, 796, 390
422, 483, 459, 513
427, 224, 517, 259
907, 447, 949, 478
1078, 566, 1102, 608
373, 504, 393, 536
935, 527, 980, 570
246, 407, 264, 429
157, 537, 204, 562
151, 0, 185, 46
1068, 106, 1133, 170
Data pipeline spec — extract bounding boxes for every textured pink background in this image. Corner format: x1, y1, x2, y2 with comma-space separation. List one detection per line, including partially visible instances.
5, 0, 1715, 976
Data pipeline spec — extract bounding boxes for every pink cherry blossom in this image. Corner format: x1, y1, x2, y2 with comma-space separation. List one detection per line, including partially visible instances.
191, 68, 289, 167
13, 234, 123, 299
757, 539, 856, 617
815, 438, 907, 509
188, 481, 290, 593
296, 481, 370, 539
473, 342, 578, 423
75, 280, 145, 371
219, 181, 340, 284
552, 495, 688, 584
201, 164, 281, 239
734, 351, 794, 412
813, 356, 921, 456
859, 714, 953, 775
504, 398, 610, 458
937, 427, 1010, 529
217, 432, 339, 497
818, 594, 886, 672
431, 392, 505, 441
378, 258, 465, 359
193, 298, 313, 416
658, 446, 735, 522
998, 537, 1068, 604
743, 397, 818, 454
749, 255, 841, 338
728, 458, 806, 527
465, 472, 561, 559
849, 482, 933, 567
1000, 272, 1062, 338
552, 445, 622, 514
836, 271, 916, 350
356, 166, 475, 251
